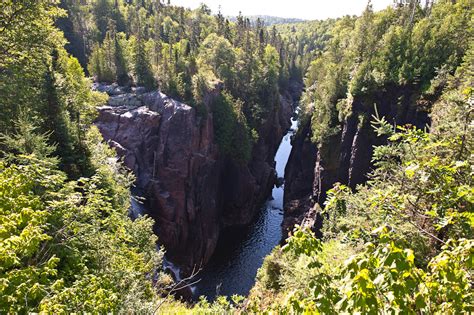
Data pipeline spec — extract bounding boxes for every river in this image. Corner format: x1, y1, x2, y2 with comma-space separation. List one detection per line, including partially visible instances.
192, 114, 298, 301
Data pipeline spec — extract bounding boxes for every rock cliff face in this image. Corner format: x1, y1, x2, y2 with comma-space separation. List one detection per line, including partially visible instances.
94, 84, 294, 273
283, 85, 430, 239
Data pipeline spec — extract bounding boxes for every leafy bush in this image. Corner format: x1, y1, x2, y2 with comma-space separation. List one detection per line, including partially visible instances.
252, 225, 473, 314
0, 146, 163, 313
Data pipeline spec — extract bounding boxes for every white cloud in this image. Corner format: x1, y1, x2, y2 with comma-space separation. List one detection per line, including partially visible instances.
170, 0, 393, 20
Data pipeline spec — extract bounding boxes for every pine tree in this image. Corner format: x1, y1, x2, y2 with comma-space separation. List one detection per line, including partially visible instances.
114, 33, 129, 86
101, 25, 116, 82
43, 50, 77, 175
134, 36, 156, 90
93, 0, 113, 41
216, 7, 225, 36
1, 115, 57, 163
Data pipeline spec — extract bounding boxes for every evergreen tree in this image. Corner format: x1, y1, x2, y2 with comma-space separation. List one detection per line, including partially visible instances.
114, 33, 129, 85
1, 115, 57, 163
93, 0, 113, 41
88, 43, 103, 81
101, 25, 116, 82
134, 36, 156, 90
43, 50, 81, 176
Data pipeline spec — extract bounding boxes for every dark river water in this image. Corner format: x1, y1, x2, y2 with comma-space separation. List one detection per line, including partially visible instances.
191, 115, 298, 301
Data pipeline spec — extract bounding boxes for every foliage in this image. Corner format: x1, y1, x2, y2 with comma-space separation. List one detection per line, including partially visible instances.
249, 42, 473, 314
1, 0, 473, 313
1, 116, 57, 163
133, 35, 156, 91
212, 92, 253, 162
252, 226, 472, 314
301, 0, 473, 144
0, 2, 169, 312
73, 1, 304, 159
0, 151, 164, 313
0, 0, 65, 134
0, 0, 108, 177
228, 15, 305, 27
197, 33, 236, 90
273, 18, 337, 77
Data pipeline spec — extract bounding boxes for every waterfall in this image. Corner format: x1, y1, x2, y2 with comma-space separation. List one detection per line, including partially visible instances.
129, 196, 146, 220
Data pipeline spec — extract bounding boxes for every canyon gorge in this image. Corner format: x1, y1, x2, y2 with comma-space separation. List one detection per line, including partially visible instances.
94, 81, 299, 279
93, 79, 433, 300
3, 0, 471, 312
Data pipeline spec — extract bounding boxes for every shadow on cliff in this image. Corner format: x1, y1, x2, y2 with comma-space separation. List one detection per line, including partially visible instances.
282, 83, 432, 241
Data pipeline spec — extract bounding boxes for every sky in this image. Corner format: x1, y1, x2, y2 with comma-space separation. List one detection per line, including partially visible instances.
170, 0, 394, 20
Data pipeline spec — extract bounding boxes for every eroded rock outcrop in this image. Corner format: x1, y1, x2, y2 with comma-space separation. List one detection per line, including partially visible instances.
283, 85, 430, 239
94, 83, 295, 274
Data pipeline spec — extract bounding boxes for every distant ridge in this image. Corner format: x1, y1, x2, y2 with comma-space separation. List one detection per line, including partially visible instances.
227, 15, 306, 26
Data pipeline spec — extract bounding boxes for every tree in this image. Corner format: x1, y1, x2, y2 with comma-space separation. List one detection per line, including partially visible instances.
0, 0, 65, 134
93, 0, 113, 41
100, 25, 116, 82
212, 92, 252, 162
43, 50, 75, 168
0, 150, 164, 313
87, 43, 104, 81
115, 32, 130, 86
92, 0, 125, 41
249, 45, 281, 124
0, 115, 57, 163
197, 33, 236, 89
134, 36, 156, 90
216, 7, 225, 36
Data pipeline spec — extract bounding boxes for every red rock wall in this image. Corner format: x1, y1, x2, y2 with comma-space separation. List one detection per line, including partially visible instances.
95, 85, 296, 274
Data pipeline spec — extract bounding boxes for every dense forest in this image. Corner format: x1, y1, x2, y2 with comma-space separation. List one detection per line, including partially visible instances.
0, 0, 472, 313
60, 0, 308, 161
274, 19, 337, 76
